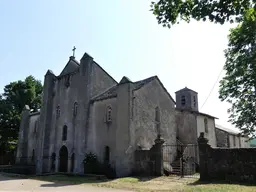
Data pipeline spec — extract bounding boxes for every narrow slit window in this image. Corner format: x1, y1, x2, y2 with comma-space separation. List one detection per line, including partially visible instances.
73, 102, 78, 117
56, 106, 60, 118
204, 118, 208, 133
181, 95, 186, 106
62, 125, 67, 141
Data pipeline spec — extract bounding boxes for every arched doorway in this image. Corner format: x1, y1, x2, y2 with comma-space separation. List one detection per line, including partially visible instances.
59, 146, 68, 172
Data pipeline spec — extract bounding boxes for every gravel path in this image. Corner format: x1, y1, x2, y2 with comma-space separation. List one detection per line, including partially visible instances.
0, 174, 133, 192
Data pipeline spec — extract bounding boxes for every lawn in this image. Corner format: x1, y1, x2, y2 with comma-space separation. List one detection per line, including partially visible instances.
32, 174, 256, 192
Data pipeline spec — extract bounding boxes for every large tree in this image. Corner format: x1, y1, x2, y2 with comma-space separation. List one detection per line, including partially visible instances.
0, 76, 43, 154
151, 1, 256, 137
219, 9, 256, 138
151, 0, 254, 27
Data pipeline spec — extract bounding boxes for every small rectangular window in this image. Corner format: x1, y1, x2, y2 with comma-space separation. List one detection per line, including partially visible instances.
181, 95, 186, 106
193, 96, 196, 107
204, 118, 208, 133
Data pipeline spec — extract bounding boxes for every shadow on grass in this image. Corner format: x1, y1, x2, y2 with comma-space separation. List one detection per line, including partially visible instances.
188, 179, 256, 186
31, 174, 110, 186
30, 173, 165, 188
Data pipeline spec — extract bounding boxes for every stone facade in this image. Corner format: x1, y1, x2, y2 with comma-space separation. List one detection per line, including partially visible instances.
16, 52, 178, 177
17, 51, 247, 177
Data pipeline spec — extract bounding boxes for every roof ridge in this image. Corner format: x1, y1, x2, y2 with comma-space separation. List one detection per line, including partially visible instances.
133, 75, 157, 84
91, 85, 118, 101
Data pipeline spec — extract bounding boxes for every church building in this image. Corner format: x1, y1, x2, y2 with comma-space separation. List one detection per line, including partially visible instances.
16, 51, 218, 177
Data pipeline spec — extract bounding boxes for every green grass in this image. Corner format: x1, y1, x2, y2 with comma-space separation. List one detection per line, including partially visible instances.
30, 174, 256, 192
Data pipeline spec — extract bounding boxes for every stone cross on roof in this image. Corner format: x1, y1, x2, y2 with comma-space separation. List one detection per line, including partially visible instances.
72, 46, 76, 57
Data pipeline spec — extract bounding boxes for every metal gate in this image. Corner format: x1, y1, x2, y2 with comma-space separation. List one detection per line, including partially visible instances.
162, 143, 199, 178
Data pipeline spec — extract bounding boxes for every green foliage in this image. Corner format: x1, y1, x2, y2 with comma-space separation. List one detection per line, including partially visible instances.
219, 9, 256, 138
150, 0, 254, 27
0, 75, 43, 154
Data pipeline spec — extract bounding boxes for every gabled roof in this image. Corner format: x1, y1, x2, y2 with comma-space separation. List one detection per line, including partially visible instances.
119, 76, 132, 84
175, 87, 198, 94
215, 124, 240, 135
91, 75, 176, 103
59, 56, 80, 76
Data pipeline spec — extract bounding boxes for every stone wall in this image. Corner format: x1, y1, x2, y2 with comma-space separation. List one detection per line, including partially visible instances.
133, 137, 164, 176
198, 132, 256, 182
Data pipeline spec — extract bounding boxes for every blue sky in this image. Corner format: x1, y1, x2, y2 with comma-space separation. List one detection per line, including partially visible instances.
0, 0, 237, 129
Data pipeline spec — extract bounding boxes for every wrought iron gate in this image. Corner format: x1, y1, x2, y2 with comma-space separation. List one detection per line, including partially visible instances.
162, 143, 199, 178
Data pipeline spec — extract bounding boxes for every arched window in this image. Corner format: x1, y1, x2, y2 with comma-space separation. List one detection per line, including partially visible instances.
62, 125, 67, 141
106, 105, 112, 123
104, 146, 110, 164
65, 75, 70, 87
204, 118, 208, 133
56, 106, 60, 118
73, 102, 78, 117
181, 95, 186, 106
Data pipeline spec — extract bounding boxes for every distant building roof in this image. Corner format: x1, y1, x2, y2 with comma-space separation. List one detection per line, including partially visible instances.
215, 124, 240, 135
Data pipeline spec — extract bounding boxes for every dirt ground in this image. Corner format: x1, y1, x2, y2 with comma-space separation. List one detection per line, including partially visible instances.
0, 174, 133, 192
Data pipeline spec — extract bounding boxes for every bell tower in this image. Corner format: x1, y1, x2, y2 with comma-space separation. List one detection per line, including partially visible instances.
175, 87, 198, 112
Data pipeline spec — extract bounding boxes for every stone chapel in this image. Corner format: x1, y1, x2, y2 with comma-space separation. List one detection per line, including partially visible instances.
16, 52, 218, 177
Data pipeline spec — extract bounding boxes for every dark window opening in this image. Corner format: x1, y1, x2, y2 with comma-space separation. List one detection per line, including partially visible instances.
181, 95, 186, 106
31, 149, 35, 163
56, 106, 60, 118
62, 125, 67, 141
73, 102, 78, 117
104, 146, 110, 164
193, 96, 196, 107
65, 75, 70, 87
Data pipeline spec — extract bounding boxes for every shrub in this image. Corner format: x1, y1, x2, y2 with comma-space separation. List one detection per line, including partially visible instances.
83, 152, 116, 178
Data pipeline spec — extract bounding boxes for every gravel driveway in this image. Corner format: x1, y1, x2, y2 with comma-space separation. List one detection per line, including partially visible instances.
0, 174, 133, 192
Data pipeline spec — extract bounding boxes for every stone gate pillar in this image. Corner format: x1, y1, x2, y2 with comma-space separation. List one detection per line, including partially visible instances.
198, 132, 210, 181
153, 135, 165, 176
